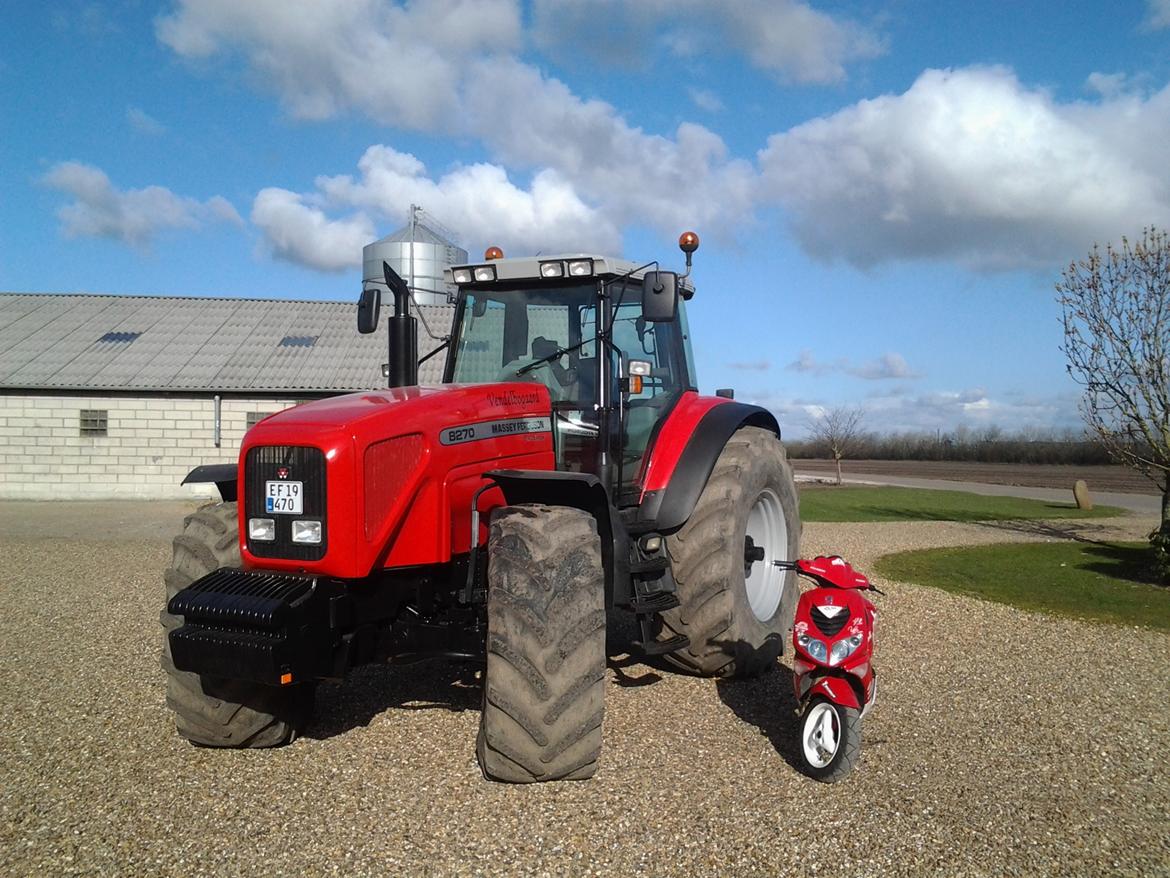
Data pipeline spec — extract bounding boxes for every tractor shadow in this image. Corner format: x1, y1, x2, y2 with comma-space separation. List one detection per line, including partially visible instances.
306, 660, 482, 740
715, 658, 805, 773
305, 609, 662, 740
606, 608, 665, 688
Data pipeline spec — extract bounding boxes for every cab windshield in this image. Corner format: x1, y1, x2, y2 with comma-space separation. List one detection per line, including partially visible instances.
445, 280, 694, 490
448, 284, 597, 403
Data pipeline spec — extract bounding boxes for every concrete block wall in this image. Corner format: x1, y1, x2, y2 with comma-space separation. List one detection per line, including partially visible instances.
0, 394, 299, 499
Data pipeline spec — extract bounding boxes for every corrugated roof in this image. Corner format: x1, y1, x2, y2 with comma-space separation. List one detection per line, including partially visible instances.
0, 293, 453, 393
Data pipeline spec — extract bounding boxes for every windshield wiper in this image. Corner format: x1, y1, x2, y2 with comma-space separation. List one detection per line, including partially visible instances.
516, 337, 593, 375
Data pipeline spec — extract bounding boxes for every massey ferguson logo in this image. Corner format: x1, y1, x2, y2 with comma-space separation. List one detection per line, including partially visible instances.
276, 466, 290, 479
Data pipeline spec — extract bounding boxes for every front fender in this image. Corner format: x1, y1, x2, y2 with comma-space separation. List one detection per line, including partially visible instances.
181, 463, 238, 502
805, 675, 862, 710
489, 469, 630, 606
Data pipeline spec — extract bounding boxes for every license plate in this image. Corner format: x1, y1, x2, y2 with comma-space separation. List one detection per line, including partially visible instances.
265, 480, 303, 514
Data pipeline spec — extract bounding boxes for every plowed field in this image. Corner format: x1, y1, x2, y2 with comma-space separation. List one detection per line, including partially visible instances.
792, 459, 1156, 494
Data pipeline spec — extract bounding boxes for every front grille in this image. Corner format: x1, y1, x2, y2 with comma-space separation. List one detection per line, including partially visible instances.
811, 605, 851, 638
245, 445, 327, 560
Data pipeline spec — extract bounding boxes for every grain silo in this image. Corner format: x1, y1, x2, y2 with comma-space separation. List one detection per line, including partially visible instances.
362, 206, 467, 306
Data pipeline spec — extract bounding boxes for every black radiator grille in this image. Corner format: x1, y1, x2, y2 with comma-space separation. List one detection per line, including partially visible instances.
811, 605, 850, 638
245, 445, 327, 560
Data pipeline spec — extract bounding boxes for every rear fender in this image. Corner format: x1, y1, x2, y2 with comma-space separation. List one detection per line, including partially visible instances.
181, 464, 238, 502
636, 399, 779, 532
488, 469, 630, 606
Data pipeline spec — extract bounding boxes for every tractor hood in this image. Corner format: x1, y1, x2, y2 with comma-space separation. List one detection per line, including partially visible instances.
254, 383, 551, 432
238, 383, 557, 578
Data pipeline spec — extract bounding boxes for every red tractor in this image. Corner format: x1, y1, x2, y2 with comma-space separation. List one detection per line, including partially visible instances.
163, 233, 801, 782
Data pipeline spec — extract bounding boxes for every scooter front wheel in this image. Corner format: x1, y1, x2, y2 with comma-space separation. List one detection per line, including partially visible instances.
799, 696, 861, 782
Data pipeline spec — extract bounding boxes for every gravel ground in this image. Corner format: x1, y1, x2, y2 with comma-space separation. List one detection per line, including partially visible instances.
1, 502, 1168, 877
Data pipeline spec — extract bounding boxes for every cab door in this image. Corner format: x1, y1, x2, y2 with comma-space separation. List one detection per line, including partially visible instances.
607, 299, 693, 499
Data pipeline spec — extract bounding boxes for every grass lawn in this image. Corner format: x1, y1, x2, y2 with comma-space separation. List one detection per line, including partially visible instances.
798, 485, 1125, 523
875, 541, 1170, 630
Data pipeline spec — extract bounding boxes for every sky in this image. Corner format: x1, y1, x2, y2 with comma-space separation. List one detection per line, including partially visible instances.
3, 0, 1170, 439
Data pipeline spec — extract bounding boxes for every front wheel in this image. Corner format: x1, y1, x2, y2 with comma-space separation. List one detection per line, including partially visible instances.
799, 696, 861, 783
477, 504, 606, 783
162, 501, 315, 747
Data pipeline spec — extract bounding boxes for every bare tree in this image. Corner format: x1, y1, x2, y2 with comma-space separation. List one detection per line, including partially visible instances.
1057, 227, 1170, 574
809, 406, 865, 485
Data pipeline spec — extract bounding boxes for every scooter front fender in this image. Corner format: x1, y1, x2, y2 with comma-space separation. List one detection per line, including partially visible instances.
805, 675, 861, 710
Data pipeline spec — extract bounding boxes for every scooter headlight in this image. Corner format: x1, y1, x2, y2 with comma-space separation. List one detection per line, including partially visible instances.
829, 633, 864, 666
798, 633, 828, 663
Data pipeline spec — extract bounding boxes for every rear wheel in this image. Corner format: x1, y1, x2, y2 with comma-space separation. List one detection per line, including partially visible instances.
799, 697, 862, 782
655, 426, 801, 677
478, 504, 606, 783
161, 501, 314, 747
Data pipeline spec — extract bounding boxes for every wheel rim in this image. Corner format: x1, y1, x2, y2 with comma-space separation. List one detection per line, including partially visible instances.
802, 702, 841, 768
744, 487, 788, 621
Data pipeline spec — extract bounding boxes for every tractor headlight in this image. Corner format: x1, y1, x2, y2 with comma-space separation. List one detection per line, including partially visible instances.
829, 633, 863, 666
248, 518, 275, 541
798, 633, 828, 663
291, 519, 322, 544
473, 265, 497, 282
452, 268, 473, 284
540, 261, 565, 278
567, 259, 593, 277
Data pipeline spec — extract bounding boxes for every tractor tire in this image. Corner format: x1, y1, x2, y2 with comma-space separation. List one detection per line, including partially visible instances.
655, 426, 801, 678
478, 504, 606, 783
161, 501, 314, 748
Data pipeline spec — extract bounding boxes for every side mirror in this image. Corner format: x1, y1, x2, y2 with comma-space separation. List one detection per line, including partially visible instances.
642, 271, 678, 322
357, 288, 381, 334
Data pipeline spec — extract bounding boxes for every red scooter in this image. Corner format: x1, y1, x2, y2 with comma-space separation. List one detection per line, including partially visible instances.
782, 556, 880, 782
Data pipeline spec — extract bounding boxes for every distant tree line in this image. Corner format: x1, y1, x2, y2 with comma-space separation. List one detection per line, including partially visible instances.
786, 426, 1115, 466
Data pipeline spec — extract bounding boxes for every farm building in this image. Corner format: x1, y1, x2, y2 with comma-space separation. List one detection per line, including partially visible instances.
0, 293, 453, 500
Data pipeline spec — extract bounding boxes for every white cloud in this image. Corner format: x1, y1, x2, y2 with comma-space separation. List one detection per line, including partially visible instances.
1145, 0, 1170, 29
463, 57, 756, 235
157, 0, 522, 129
127, 106, 166, 135
787, 349, 835, 376
743, 386, 1076, 437
251, 145, 621, 271
531, 0, 884, 84
156, 1, 758, 240
688, 87, 724, 113
785, 349, 920, 380
155, 5, 1170, 275
42, 161, 242, 247
251, 189, 375, 272
848, 352, 920, 380
760, 66, 1170, 270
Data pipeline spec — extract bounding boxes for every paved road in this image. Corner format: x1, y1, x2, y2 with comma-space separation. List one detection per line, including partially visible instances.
798, 471, 1162, 515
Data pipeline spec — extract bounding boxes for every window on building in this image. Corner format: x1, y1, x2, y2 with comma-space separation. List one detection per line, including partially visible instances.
80, 409, 108, 437
97, 331, 142, 344
279, 335, 318, 348
246, 411, 275, 429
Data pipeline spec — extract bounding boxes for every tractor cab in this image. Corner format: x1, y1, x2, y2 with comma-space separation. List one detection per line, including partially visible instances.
443, 246, 698, 502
